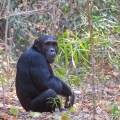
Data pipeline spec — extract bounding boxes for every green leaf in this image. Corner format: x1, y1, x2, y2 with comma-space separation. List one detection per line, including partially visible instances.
69, 106, 77, 113
115, 110, 120, 116
108, 102, 119, 115
4, 16, 7, 20
10, 107, 19, 115
0, 78, 5, 83
111, 104, 118, 114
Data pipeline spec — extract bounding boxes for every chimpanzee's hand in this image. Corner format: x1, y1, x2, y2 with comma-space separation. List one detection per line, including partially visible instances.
64, 93, 75, 108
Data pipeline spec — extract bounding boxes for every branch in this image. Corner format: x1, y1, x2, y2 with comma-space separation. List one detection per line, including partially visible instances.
86, 0, 96, 119
0, 1, 49, 20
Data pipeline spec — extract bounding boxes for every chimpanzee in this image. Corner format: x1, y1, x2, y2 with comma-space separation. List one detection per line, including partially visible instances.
15, 35, 75, 113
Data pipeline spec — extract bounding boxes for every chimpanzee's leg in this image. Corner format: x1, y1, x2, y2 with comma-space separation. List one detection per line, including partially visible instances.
30, 89, 61, 112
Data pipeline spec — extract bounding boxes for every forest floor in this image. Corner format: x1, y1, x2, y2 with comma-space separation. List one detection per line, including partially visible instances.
0, 79, 120, 120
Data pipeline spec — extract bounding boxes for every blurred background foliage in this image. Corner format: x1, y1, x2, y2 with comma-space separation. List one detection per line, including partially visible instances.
0, 0, 120, 87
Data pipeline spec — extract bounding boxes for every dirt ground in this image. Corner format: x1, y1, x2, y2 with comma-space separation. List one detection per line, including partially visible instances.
0, 78, 120, 120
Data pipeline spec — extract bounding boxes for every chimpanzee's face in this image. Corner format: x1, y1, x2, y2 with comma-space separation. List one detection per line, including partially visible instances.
43, 38, 58, 63
34, 35, 58, 63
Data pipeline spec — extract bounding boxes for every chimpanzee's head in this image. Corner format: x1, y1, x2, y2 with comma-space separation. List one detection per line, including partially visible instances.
33, 35, 58, 63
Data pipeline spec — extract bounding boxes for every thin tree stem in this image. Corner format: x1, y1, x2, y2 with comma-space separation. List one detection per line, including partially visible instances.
86, 0, 96, 119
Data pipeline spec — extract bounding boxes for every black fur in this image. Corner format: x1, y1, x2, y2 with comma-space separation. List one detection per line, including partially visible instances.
15, 35, 75, 112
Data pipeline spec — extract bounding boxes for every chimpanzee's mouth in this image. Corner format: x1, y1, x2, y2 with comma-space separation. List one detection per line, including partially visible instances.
50, 58, 55, 60
46, 57, 55, 63
49, 58, 55, 62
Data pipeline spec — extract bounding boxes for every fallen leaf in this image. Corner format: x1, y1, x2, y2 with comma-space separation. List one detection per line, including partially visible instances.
0, 113, 10, 119
108, 71, 119, 78
8, 93, 15, 98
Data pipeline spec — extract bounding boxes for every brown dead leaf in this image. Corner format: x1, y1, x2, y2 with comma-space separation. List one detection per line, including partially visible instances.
0, 113, 10, 119
8, 93, 15, 98
0, 44, 6, 52
96, 103, 103, 108
107, 71, 119, 78
6, 99, 14, 104
116, 97, 120, 102
86, 103, 93, 110
82, 89, 86, 93
10, 87, 15, 92
104, 108, 111, 114
61, 116, 68, 120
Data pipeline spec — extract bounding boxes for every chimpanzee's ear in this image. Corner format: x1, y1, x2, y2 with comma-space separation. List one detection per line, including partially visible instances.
34, 39, 39, 45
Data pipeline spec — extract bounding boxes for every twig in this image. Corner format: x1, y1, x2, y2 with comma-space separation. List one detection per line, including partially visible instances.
0, 9, 42, 20
86, 0, 96, 119
0, 1, 51, 20
3, 0, 10, 113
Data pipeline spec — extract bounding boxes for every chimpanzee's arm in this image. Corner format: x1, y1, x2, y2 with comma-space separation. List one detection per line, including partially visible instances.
29, 52, 75, 107
29, 53, 72, 95
53, 76, 72, 96
29, 53, 63, 93
54, 76, 75, 108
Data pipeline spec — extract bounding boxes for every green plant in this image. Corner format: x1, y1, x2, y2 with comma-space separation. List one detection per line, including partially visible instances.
10, 107, 19, 115
0, 78, 5, 83
108, 102, 120, 119
30, 112, 42, 118
47, 96, 62, 112
57, 30, 90, 70
55, 30, 90, 87
61, 106, 77, 120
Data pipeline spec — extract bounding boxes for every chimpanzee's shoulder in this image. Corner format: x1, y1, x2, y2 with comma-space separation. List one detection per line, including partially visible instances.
23, 47, 40, 56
